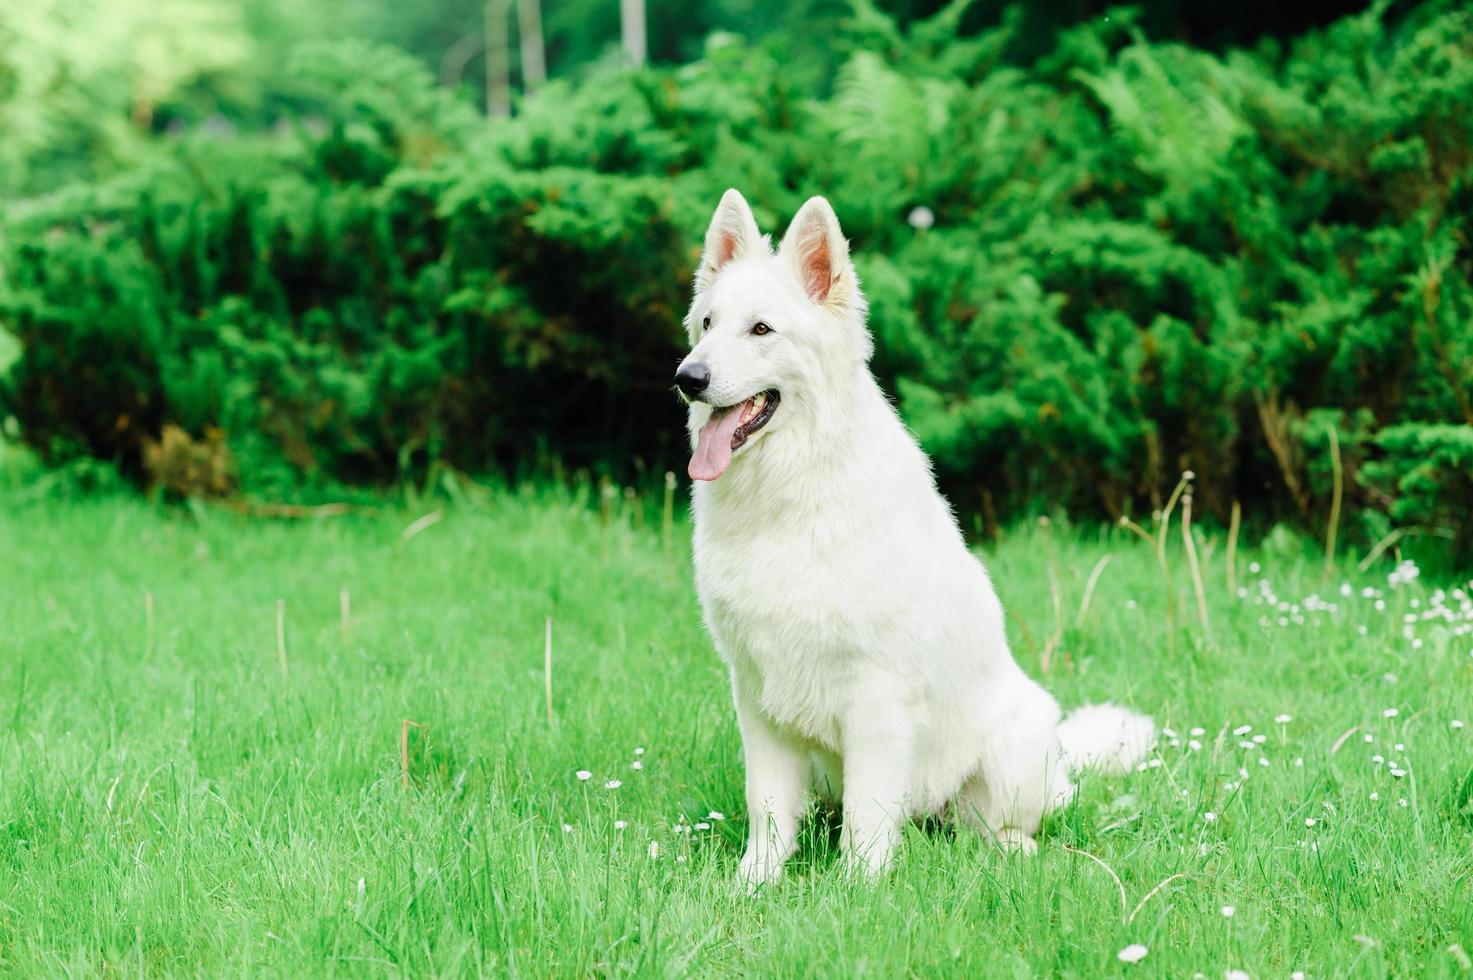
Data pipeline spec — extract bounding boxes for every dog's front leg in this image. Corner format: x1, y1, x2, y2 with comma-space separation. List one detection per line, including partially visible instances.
732, 679, 808, 888
839, 690, 914, 877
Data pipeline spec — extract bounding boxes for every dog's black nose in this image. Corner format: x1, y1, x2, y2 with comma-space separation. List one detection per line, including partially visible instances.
674, 363, 711, 398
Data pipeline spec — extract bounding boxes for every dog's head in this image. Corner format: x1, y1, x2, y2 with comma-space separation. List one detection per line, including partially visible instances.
676, 190, 871, 482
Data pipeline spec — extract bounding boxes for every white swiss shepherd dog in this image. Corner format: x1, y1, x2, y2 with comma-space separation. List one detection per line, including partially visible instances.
675, 189, 1154, 885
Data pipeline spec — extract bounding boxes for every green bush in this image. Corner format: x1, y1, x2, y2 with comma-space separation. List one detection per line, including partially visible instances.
2, 1, 1472, 551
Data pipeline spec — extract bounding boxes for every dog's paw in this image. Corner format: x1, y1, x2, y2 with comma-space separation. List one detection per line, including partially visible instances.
994, 828, 1039, 856
840, 842, 895, 880
737, 851, 784, 892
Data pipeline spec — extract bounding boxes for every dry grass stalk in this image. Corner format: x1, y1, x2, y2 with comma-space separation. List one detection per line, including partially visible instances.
544, 616, 556, 725
1357, 526, 1456, 571
623, 486, 641, 528
1226, 499, 1241, 595
400, 510, 444, 544
1036, 518, 1065, 671
1076, 554, 1114, 627
1181, 489, 1212, 643
662, 471, 677, 560
1156, 471, 1193, 567
1324, 422, 1343, 582
401, 719, 426, 788
275, 599, 288, 677
1129, 874, 1197, 924
215, 500, 361, 519
1040, 565, 1065, 673
599, 480, 617, 526
1257, 392, 1310, 516
1061, 845, 1128, 921
1119, 511, 1178, 652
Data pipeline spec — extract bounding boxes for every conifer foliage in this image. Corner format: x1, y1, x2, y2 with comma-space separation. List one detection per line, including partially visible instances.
2, 2, 1470, 546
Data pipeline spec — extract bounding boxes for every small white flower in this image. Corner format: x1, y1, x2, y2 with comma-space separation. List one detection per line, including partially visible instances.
708, 811, 725, 821
1398, 798, 1408, 807
1189, 739, 1203, 751
1117, 943, 1149, 964
634, 747, 645, 755
1162, 727, 1179, 739
906, 205, 936, 230
694, 822, 710, 830
1305, 817, 1317, 827
1395, 743, 1405, 752
1388, 559, 1420, 587
630, 760, 644, 770
1258, 757, 1270, 767
648, 841, 660, 859
1364, 734, 1375, 743
575, 770, 592, 781
1292, 973, 1306, 980
562, 823, 573, 833
1249, 561, 1261, 573
1275, 714, 1293, 724
604, 779, 622, 789
1203, 811, 1218, 822
1234, 725, 1252, 736
1221, 905, 1236, 918
1369, 792, 1380, 800
1294, 757, 1304, 767
614, 820, 627, 830
1452, 720, 1465, 730
1383, 707, 1400, 719
1252, 734, 1267, 744
676, 854, 687, 863
1125, 599, 1138, 610
1190, 726, 1206, 736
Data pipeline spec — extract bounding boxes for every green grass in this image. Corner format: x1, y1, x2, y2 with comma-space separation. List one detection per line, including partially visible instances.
1, 484, 1471, 977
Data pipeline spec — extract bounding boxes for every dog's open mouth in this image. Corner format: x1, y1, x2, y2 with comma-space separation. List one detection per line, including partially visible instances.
689, 389, 780, 482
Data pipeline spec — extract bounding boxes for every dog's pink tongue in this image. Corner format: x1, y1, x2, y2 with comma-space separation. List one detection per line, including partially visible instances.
689, 406, 745, 481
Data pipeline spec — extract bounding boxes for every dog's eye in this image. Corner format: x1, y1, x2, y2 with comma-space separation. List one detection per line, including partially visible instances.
751, 322, 772, 336
701, 316, 711, 332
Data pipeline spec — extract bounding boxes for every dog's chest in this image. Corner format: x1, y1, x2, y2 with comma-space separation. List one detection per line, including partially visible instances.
692, 518, 881, 743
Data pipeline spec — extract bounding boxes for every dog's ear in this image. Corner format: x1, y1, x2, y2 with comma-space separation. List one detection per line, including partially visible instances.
779, 196, 852, 308
696, 189, 762, 292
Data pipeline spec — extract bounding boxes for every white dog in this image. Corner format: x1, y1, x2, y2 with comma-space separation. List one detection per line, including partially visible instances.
675, 190, 1154, 885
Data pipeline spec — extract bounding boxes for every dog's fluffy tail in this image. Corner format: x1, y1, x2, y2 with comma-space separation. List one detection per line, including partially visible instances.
1058, 703, 1155, 775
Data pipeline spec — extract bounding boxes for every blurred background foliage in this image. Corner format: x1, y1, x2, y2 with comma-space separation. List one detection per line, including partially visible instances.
1, 0, 1471, 554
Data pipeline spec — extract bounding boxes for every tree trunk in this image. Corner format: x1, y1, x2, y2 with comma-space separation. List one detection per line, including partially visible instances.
484, 0, 511, 117
516, 0, 546, 91
620, 0, 646, 67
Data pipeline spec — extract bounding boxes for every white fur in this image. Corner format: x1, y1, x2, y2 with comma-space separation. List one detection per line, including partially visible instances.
679, 190, 1154, 885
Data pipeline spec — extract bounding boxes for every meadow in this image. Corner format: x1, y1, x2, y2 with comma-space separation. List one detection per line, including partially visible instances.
1, 479, 1471, 977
